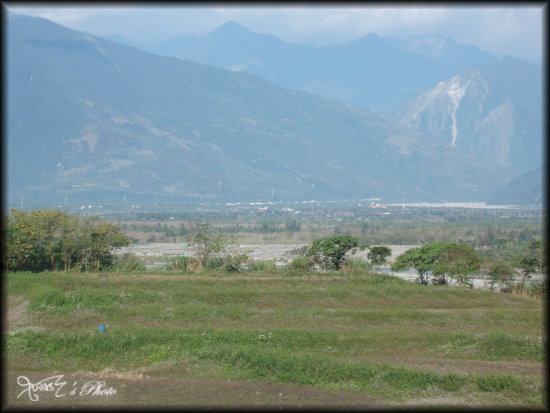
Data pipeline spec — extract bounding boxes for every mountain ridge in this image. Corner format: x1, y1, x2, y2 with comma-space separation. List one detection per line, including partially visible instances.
7, 13, 518, 207
138, 21, 507, 114
385, 59, 543, 172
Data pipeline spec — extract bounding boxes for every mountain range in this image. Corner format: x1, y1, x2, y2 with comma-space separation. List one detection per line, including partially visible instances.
147, 21, 500, 113
142, 21, 544, 174
6, 13, 540, 207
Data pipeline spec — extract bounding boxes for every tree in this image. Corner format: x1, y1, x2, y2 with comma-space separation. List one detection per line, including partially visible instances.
485, 261, 514, 292
432, 244, 481, 286
82, 217, 132, 271
367, 246, 392, 267
513, 240, 544, 281
528, 240, 545, 274
5, 209, 71, 272
306, 235, 365, 271
391, 242, 480, 285
191, 224, 228, 271
4, 209, 130, 272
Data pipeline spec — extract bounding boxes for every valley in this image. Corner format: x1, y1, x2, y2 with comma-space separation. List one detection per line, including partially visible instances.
4, 8, 545, 409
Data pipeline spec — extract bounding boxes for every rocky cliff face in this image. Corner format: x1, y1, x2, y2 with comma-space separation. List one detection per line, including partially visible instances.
388, 59, 542, 172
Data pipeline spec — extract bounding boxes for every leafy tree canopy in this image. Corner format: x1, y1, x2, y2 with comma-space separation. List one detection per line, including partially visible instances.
306, 235, 366, 271
367, 246, 392, 266
392, 242, 481, 285
4, 209, 130, 272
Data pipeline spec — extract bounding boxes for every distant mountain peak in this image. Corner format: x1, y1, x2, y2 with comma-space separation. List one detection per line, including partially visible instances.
348, 32, 389, 50
353, 32, 383, 43
216, 20, 250, 34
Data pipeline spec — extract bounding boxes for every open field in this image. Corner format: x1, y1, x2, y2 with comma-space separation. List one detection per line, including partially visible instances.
4, 270, 546, 409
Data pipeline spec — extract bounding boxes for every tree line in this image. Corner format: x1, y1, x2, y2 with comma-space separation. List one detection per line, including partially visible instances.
3, 209, 544, 296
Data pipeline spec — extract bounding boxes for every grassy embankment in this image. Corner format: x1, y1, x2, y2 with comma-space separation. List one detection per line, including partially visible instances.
5, 269, 545, 407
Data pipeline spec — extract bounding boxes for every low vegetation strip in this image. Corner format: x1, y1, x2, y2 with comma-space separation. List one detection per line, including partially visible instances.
5, 328, 539, 403
5, 271, 545, 407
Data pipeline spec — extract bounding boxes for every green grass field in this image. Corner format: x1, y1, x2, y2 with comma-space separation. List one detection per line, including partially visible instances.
5, 270, 546, 408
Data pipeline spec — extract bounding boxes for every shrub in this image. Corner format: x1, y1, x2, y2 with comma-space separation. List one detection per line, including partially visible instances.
247, 260, 277, 272
342, 258, 371, 273
288, 257, 312, 273
526, 280, 546, 297
165, 256, 192, 272
221, 253, 249, 273
205, 257, 224, 269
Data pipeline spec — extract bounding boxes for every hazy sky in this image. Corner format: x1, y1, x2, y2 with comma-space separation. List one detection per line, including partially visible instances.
5, 3, 546, 64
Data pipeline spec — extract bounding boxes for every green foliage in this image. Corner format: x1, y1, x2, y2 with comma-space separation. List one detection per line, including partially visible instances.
287, 257, 313, 273
525, 280, 546, 298
5, 269, 544, 405
367, 246, 392, 266
343, 258, 372, 273
165, 256, 192, 272
392, 242, 481, 285
513, 256, 538, 275
432, 244, 481, 286
447, 332, 543, 361
113, 253, 146, 272
476, 374, 523, 392
246, 260, 277, 272
191, 225, 231, 271
4, 209, 130, 272
6, 327, 534, 401
28, 284, 68, 312
221, 253, 249, 273
485, 261, 515, 292
306, 235, 365, 270
204, 257, 225, 270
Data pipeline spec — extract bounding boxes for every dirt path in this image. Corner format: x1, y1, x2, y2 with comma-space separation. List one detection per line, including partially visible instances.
5, 295, 29, 332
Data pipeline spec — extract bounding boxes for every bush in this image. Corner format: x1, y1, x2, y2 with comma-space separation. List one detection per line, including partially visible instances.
288, 257, 312, 273
526, 280, 546, 297
247, 260, 277, 272
205, 257, 224, 269
342, 258, 371, 273
221, 253, 249, 273
165, 256, 192, 272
